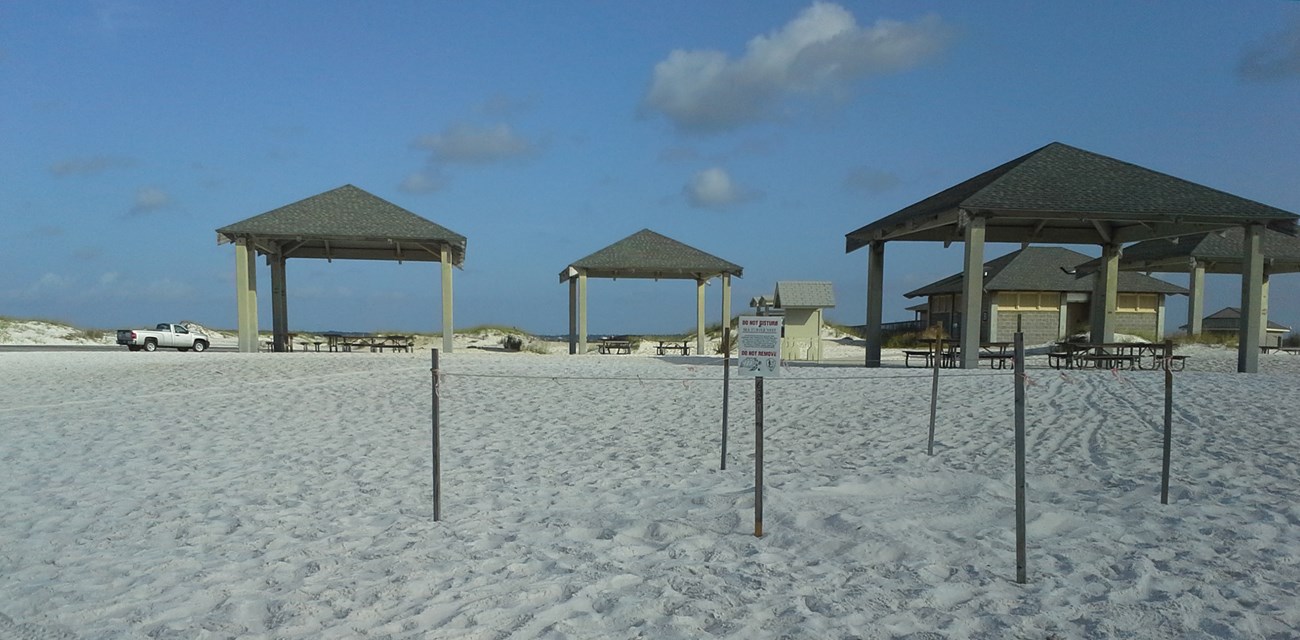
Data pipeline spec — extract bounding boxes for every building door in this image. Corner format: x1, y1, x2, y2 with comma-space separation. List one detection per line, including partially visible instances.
1065, 302, 1089, 338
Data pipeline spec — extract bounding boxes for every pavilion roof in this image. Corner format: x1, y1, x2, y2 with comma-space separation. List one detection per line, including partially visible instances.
845, 142, 1298, 250
560, 229, 742, 281
1111, 227, 1300, 274
216, 184, 466, 265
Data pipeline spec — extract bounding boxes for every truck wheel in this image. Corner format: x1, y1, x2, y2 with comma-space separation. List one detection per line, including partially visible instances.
192, 341, 208, 353
128, 345, 142, 352
144, 339, 157, 352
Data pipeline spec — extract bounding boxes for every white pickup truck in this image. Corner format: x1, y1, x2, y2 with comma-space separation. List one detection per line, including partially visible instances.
116, 323, 210, 352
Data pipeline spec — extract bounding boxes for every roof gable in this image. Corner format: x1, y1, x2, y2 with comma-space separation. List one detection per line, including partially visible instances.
774, 281, 836, 309
963, 143, 1296, 220
846, 142, 1298, 250
905, 246, 1186, 297
1189, 307, 1291, 332
1118, 227, 1300, 274
217, 185, 467, 264
562, 229, 742, 280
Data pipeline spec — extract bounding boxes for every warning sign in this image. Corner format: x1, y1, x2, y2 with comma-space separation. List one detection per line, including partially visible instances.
736, 316, 782, 377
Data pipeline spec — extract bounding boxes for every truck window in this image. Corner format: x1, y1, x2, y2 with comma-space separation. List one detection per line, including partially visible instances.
157, 323, 169, 330
176, 325, 189, 334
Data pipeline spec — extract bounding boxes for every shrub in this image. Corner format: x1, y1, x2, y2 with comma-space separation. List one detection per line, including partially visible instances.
1174, 332, 1237, 347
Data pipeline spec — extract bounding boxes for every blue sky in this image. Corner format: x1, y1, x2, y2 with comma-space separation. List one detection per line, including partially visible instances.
3, 1, 1299, 335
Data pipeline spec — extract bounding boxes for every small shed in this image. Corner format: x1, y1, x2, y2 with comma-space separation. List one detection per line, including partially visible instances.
770, 281, 836, 361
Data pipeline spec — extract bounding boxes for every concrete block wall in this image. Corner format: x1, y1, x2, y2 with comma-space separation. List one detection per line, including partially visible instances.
1114, 312, 1160, 339
996, 310, 1058, 345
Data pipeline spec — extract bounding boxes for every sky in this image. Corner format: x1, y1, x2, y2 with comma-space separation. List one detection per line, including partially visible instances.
3, 1, 1299, 336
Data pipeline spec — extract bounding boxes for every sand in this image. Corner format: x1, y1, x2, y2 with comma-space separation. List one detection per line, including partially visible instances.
2, 335, 1299, 638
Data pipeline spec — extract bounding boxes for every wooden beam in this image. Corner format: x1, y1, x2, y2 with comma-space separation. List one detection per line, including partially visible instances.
865, 241, 884, 368
959, 216, 986, 368
696, 278, 706, 356
441, 246, 454, 353
1239, 224, 1263, 372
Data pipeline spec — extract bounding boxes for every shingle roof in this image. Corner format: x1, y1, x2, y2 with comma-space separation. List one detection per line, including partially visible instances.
774, 281, 836, 309
562, 229, 742, 280
904, 246, 1187, 298
216, 185, 467, 265
1180, 307, 1291, 332
1116, 227, 1300, 274
846, 142, 1298, 250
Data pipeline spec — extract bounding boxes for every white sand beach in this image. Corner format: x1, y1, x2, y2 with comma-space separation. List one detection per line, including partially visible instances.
3, 336, 1300, 638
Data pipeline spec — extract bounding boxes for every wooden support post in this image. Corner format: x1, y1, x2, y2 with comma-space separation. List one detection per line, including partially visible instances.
440, 247, 454, 353
865, 241, 884, 368
578, 273, 588, 355
1187, 260, 1205, 337
1239, 224, 1264, 373
568, 277, 578, 355
960, 215, 986, 369
696, 278, 707, 356
270, 251, 288, 352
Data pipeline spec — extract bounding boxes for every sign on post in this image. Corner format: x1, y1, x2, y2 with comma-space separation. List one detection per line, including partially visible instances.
737, 316, 781, 537
737, 316, 782, 377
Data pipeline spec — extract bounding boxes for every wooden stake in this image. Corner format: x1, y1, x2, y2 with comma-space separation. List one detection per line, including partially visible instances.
722, 327, 731, 470
755, 376, 764, 537
432, 348, 442, 521
1014, 332, 1027, 584
1161, 339, 1174, 504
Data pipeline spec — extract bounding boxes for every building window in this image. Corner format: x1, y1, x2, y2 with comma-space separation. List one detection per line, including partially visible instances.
1117, 293, 1158, 313
999, 291, 1058, 311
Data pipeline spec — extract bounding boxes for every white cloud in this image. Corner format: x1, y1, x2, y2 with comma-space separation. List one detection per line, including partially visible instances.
1239, 20, 1300, 81
140, 278, 195, 300
4, 273, 74, 298
49, 155, 137, 176
477, 94, 536, 118
129, 186, 171, 215
92, 0, 147, 35
411, 123, 537, 164
843, 166, 901, 193
642, 3, 953, 133
684, 167, 756, 209
398, 169, 449, 194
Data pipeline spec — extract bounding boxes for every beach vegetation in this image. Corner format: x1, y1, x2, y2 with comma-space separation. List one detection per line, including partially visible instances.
1175, 332, 1237, 347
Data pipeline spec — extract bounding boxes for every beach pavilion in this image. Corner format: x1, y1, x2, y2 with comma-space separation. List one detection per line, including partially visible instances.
844, 142, 1299, 372
216, 185, 467, 353
1088, 227, 1300, 350
560, 229, 743, 356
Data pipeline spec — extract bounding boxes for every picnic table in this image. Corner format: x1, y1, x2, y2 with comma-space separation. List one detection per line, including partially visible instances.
379, 335, 413, 352
655, 340, 691, 356
598, 337, 632, 354
1050, 342, 1186, 371
904, 340, 1011, 368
